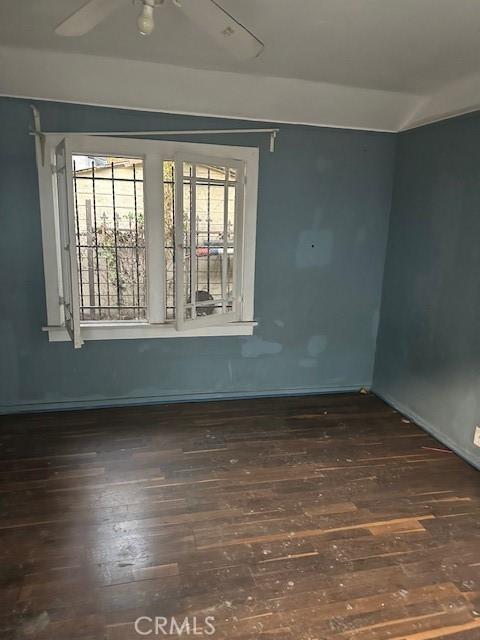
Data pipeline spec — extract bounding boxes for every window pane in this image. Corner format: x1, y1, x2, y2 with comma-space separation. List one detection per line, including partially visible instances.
188, 161, 236, 319
72, 155, 146, 321
227, 184, 236, 311
163, 159, 239, 322
163, 160, 175, 320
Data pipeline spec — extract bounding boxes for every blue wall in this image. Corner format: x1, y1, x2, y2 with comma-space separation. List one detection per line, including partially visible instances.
0, 98, 395, 412
374, 112, 480, 468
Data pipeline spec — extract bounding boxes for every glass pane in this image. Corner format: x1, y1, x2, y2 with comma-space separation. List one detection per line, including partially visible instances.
183, 179, 191, 312
192, 163, 236, 319
163, 159, 240, 322
72, 155, 146, 321
193, 180, 218, 314
163, 160, 175, 320
195, 163, 225, 181
226, 184, 236, 311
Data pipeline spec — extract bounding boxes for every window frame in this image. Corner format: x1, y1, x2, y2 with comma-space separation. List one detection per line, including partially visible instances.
36, 134, 259, 342
174, 152, 245, 331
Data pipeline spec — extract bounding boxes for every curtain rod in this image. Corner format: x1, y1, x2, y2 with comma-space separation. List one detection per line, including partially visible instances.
30, 106, 279, 153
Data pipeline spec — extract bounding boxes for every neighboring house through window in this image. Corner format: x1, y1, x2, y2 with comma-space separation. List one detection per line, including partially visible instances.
35, 135, 259, 347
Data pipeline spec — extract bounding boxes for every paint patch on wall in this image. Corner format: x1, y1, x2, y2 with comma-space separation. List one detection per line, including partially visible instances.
241, 336, 283, 358
296, 230, 333, 268
307, 335, 328, 356
299, 335, 328, 368
299, 358, 317, 368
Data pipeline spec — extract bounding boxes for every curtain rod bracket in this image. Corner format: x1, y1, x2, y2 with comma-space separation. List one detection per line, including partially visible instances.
269, 130, 277, 153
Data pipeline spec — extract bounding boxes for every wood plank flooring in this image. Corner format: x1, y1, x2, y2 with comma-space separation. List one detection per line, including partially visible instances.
0, 393, 479, 640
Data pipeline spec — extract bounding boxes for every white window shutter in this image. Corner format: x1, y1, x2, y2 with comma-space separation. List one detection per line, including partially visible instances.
54, 138, 84, 349
174, 154, 244, 331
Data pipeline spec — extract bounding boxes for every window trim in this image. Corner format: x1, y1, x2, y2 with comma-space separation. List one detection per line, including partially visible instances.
43, 321, 257, 342
53, 137, 84, 348
36, 135, 259, 342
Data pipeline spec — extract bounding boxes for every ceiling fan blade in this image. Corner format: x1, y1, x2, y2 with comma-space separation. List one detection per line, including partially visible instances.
175, 0, 264, 60
55, 0, 126, 36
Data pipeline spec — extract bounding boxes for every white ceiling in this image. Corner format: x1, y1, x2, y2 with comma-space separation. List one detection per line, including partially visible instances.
1, 0, 480, 131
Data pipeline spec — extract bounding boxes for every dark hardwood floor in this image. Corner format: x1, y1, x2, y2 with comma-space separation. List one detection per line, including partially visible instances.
0, 393, 479, 640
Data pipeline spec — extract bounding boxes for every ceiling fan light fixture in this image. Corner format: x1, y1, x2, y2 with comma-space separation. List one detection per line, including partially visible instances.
137, 0, 155, 36
54, 0, 264, 58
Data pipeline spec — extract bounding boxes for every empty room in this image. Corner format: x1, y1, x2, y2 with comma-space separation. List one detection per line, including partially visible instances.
0, 1, 479, 639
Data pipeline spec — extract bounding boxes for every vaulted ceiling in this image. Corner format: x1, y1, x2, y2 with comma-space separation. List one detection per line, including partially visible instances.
1, 0, 479, 131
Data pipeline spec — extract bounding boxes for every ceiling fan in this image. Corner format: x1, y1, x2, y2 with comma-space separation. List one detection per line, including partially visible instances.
55, 0, 264, 60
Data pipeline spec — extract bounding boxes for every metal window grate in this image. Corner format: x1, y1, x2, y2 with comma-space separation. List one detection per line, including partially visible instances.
72, 155, 146, 321
72, 156, 237, 323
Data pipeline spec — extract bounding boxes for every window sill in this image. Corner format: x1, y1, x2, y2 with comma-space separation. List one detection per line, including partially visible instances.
43, 321, 257, 342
